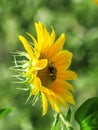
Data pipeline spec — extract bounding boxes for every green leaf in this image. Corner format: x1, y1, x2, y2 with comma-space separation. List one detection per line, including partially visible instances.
74, 97, 98, 130
81, 111, 98, 130
0, 108, 12, 119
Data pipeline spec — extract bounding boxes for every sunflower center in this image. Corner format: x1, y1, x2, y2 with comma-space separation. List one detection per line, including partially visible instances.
37, 54, 57, 87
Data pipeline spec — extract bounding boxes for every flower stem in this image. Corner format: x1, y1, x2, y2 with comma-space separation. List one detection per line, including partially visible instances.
59, 113, 74, 130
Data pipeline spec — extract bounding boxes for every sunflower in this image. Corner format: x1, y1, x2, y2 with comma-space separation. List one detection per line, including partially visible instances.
18, 22, 77, 115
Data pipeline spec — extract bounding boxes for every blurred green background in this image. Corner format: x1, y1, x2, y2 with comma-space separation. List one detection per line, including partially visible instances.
0, 0, 98, 130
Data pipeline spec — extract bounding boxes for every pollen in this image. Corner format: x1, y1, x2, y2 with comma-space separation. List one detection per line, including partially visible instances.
37, 59, 57, 87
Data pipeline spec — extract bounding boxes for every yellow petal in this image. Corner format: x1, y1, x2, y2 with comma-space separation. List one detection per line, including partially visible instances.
31, 84, 39, 95
50, 80, 74, 95
63, 92, 75, 105
41, 92, 48, 116
47, 33, 66, 58
50, 27, 55, 43
50, 80, 75, 105
40, 86, 56, 97
53, 102, 60, 113
48, 95, 60, 113
68, 96, 75, 105
51, 50, 73, 70
24, 67, 36, 77
57, 70, 77, 80
31, 77, 41, 95
35, 22, 43, 44
35, 22, 45, 49
56, 94, 66, 107
26, 32, 38, 49
35, 22, 53, 52
40, 86, 60, 113
18, 35, 34, 59
63, 81, 75, 92
36, 59, 48, 70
